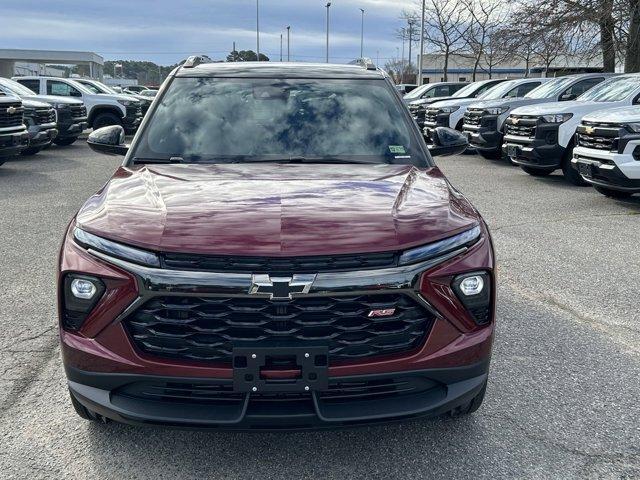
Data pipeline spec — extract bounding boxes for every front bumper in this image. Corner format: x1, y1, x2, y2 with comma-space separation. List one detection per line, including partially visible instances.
0, 129, 30, 158
503, 132, 565, 170
67, 361, 489, 430
59, 223, 495, 428
463, 120, 502, 152
27, 123, 58, 148
572, 146, 640, 193
58, 118, 88, 139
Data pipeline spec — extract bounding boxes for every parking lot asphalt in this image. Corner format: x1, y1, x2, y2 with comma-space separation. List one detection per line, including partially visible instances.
0, 143, 638, 479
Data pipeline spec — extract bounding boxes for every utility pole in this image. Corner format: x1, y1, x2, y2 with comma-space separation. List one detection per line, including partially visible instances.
400, 29, 406, 83
408, 20, 415, 75
280, 34, 283, 61
286, 26, 291, 61
360, 8, 365, 59
417, 0, 426, 85
256, 0, 260, 61
325, 2, 332, 63
377, 50, 380, 66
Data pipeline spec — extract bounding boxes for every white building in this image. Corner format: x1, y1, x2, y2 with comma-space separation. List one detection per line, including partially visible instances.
0, 49, 104, 79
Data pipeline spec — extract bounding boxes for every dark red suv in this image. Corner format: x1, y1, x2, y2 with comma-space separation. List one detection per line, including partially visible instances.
59, 60, 495, 429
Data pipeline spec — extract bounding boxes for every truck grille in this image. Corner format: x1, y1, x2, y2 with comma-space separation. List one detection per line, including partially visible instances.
504, 116, 537, 138
70, 104, 87, 119
409, 104, 426, 123
0, 102, 24, 128
126, 104, 142, 118
34, 107, 56, 125
124, 293, 434, 364
424, 109, 438, 124
576, 121, 623, 151
162, 251, 397, 273
463, 109, 483, 127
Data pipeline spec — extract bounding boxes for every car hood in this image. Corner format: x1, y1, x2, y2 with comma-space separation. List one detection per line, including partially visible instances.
408, 96, 457, 106
428, 97, 481, 109
583, 105, 640, 123
510, 100, 620, 116
22, 94, 83, 105
21, 98, 51, 108
75, 163, 481, 256
467, 97, 551, 110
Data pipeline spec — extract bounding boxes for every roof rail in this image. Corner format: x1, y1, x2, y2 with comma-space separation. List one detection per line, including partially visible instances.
182, 55, 213, 68
353, 57, 377, 71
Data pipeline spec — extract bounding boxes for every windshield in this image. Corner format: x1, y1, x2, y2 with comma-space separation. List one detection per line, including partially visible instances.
477, 80, 521, 100
452, 82, 482, 98
131, 77, 428, 167
80, 80, 115, 94
525, 77, 575, 99
577, 76, 640, 102
0, 78, 36, 96
403, 84, 431, 100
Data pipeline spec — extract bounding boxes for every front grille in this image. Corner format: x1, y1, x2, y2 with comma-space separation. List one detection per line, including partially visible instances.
162, 251, 398, 273
34, 107, 55, 125
126, 104, 142, 118
424, 109, 438, 124
115, 375, 439, 406
463, 109, 483, 127
0, 102, 24, 128
505, 116, 537, 138
70, 104, 87, 119
576, 121, 623, 151
409, 104, 425, 123
124, 293, 434, 364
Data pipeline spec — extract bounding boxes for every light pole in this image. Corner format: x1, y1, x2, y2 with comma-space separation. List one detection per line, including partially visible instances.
408, 20, 415, 74
286, 26, 291, 61
325, 2, 331, 63
280, 33, 283, 62
256, 0, 260, 61
360, 8, 365, 59
417, 0, 426, 85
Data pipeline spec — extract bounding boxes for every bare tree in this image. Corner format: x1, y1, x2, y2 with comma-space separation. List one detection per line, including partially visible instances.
459, 0, 509, 80
405, 0, 469, 81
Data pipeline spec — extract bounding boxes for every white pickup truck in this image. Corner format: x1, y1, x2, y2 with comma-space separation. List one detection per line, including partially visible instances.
571, 106, 640, 198
13, 76, 142, 133
504, 74, 640, 185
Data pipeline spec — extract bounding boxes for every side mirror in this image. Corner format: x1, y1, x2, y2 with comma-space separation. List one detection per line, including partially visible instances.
87, 125, 129, 156
428, 127, 468, 157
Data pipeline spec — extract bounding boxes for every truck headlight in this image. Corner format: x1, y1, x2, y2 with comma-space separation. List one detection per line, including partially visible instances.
117, 100, 136, 106
484, 107, 508, 115
398, 225, 481, 266
541, 113, 573, 123
441, 106, 460, 113
626, 122, 640, 132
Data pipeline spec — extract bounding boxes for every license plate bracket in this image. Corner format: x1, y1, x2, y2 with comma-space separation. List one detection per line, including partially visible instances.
232, 346, 329, 393
578, 162, 595, 178
507, 144, 519, 158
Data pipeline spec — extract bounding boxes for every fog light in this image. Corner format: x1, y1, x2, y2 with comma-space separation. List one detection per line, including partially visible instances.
70, 278, 97, 299
459, 275, 484, 296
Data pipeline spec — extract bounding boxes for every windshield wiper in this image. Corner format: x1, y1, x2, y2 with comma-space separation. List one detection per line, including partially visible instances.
133, 156, 186, 164
241, 156, 378, 165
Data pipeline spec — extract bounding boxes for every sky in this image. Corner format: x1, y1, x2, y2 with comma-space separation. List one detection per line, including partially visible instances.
1, 0, 419, 66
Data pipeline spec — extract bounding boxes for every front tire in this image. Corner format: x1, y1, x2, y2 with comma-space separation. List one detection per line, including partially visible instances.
561, 145, 588, 186
53, 136, 79, 146
521, 166, 554, 177
449, 381, 487, 417
68, 389, 109, 423
594, 186, 633, 199
92, 112, 122, 130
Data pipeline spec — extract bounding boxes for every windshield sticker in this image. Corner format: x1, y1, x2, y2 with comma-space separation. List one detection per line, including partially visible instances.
389, 145, 406, 154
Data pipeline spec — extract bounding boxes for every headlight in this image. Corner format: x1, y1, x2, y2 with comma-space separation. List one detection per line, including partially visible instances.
441, 106, 460, 114
484, 107, 508, 115
398, 225, 481, 266
73, 227, 160, 267
117, 100, 136, 106
541, 113, 573, 123
52, 103, 70, 110
626, 122, 640, 132
62, 274, 106, 331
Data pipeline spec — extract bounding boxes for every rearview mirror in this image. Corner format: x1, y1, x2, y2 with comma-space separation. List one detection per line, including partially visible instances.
427, 127, 468, 157
87, 125, 129, 156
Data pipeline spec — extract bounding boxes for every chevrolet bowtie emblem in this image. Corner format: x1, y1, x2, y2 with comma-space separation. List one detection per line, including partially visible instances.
250, 274, 316, 300
6, 106, 17, 114
512, 117, 520, 124
585, 126, 595, 134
